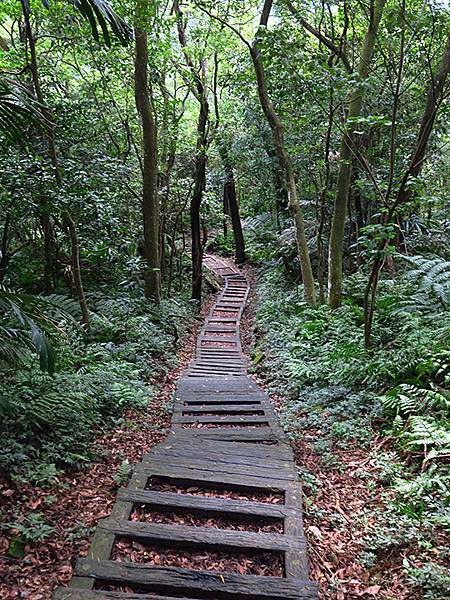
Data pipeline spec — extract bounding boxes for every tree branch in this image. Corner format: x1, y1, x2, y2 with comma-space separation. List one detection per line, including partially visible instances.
283, 0, 353, 73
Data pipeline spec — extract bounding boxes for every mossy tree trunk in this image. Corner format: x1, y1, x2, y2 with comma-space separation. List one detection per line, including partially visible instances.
328, 0, 386, 309
134, 0, 161, 303
250, 0, 316, 305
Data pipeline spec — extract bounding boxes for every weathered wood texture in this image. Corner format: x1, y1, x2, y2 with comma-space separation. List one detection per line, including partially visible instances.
54, 254, 317, 599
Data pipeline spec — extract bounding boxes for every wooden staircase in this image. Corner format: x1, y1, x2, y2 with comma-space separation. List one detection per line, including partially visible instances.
54, 255, 318, 600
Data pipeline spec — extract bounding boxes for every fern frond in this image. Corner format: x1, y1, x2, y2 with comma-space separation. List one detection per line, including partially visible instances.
402, 255, 450, 308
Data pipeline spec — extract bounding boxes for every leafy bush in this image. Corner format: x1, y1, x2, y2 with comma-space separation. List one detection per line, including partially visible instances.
0, 291, 196, 480
253, 261, 449, 575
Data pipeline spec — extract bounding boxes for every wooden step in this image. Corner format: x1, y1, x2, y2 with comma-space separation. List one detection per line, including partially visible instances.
74, 560, 318, 599
117, 488, 291, 519
97, 519, 305, 552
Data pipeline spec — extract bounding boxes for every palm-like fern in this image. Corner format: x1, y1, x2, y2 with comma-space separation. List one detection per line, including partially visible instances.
0, 79, 44, 143
0, 1, 131, 143
405, 417, 450, 468
22, 0, 132, 47
67, 0, 132, 47
0, 286, 80, 373
382, 383, 449, 418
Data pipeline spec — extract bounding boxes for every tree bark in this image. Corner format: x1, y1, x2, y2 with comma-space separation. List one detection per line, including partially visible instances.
191, 94, 208, 302
21, 0, 90, 327
40, 209, 55, 293
218, 135, 246, 263
173, 0, 209, 303
63, 212, 90, 330
327, 0, 386, 309
224, 162, 246, 263
250, 0, 316, 305
134, 0, 161, 303
0, 213, 11, 283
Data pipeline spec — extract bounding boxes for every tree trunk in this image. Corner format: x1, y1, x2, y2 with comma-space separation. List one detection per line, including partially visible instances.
40, 209, 55, 293
218, 137, 246, 263
191, 97, 208, 302
328, 0, 386, 309
395, 30, 450, 208
224, 163, 246, 263
21, 0, 90, 325
173, 0, 209, 303
363, 28, 450, 349
134, 0, 161, 303
64, 212, 90, 330
250, 0, 316, 305
0, 213, 11, 283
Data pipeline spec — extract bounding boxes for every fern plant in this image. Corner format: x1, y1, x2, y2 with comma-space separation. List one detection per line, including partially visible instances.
404, 417, 450, 468
0, 286, 80, 373
382, 384, 449, 418
401, 254, 450, 308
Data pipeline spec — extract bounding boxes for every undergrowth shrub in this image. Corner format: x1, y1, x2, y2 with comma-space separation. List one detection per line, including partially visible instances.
253, 263, 449, 581
0, 292, 195, 481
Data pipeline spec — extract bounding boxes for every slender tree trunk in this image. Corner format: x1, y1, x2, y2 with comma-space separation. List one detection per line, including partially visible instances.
134, 0, 161, 303
21, 0, 57, 292
223, 186, 229, 237
21, 1, 89, 327
63, 212, 90, 330
173, 0, 209, 303
218, 137, 246, 263
40, 210, 55, 293
0, 213, 11, 283
224, 163, 246, 263
250, 0, 316, 305
191, 96, 208, 302
328, 0, 386, 309
317, 89, 334, 303
363, 29, 450, 349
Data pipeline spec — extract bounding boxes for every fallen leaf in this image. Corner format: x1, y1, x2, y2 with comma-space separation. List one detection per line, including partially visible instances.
362, 585, 381, 595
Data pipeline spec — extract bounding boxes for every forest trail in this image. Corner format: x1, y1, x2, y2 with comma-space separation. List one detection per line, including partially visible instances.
54, 255, 318, 600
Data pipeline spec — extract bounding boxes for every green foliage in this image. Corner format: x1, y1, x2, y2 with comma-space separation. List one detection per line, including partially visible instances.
113, 459, 131, 485
254, 260, 449, 581
0, 286, 79, 374
405, 562, 450, 599
382, 384, 449, 418
207, 232, 234, 256
402, 255, 450, 307
4, 513, 55, 543
0, 78, 44, 144
0, 292, 195, 479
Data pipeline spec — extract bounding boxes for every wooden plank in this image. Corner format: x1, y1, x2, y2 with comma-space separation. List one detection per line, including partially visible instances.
134, 462, 291, 490
173, 415, 272, 425
180, 404, 265, 414
181, 398, 266, 405
160, 438, 292, 460
191, 362, 245, 368
189, 365, 244, 370
140, 456, 296, 481
75, 560, 318, 599
117, 488, 289, 518
54, 590, 204, 600
156, 441, 292, 463
98, 519, 304, 552
184, 429, 280, 442
149, 447, 292, 470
